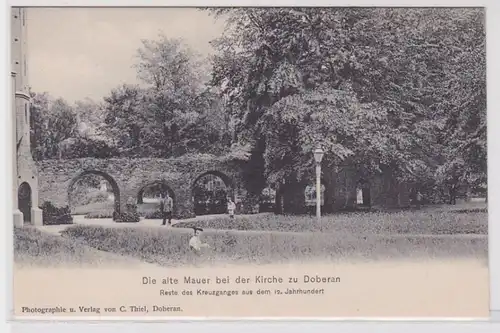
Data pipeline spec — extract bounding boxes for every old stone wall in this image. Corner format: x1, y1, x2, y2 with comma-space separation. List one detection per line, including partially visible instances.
36, 156, 246, 219
275, 163, 411, 215
37, 155, 412, 219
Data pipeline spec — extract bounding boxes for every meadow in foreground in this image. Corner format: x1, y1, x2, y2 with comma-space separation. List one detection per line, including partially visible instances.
13, 227, 138, 267
15, 206, 488, 267
59, 225, 487, 267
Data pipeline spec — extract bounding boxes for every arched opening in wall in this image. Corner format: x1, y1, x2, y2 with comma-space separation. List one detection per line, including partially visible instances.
18, 182, 32, 223
356, 179, 371, 209
192, 171, 233, 216
259, 186, 276, 213
304, 182, 326, 216
68, 171, 120, 218
136, 181, 175, 218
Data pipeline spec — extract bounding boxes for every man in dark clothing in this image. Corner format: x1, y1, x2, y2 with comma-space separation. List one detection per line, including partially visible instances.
160, 193, 174, 226
416, 191, 423, 209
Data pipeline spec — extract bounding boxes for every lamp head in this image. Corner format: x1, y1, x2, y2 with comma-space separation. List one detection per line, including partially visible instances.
313, 146, 324, 164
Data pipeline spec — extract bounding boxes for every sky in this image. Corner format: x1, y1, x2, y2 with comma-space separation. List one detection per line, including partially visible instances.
26, 7, 226, 103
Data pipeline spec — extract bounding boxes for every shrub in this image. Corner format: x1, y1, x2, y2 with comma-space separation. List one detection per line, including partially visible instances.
85, 211, 114, 219
41, 201, 73, 225
143, 210, 163, 219
126, 203, 138, 213
114, 212, 140, 223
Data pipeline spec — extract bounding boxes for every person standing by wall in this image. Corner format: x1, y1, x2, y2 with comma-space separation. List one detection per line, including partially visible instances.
160, 192, 174, 226
416, 190, 423, 210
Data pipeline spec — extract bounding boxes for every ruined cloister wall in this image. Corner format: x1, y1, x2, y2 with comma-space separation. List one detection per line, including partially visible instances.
36, 156, 248, 219
37, 155, 412, 219
306, 165, 412, 213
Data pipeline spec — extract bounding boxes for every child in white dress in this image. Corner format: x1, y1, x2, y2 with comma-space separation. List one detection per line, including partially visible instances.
227, 199, 236, 218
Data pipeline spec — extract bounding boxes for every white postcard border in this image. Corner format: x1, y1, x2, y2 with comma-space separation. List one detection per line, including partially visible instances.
1, 0, 499, 332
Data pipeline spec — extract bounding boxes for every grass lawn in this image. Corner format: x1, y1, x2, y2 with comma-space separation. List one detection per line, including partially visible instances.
13, 227, 140, 267
18, 203, 487, 267
72, 202, 112, 215
173, 205, 488, 235
73, 202, 160, 217
60, 213, 487, 267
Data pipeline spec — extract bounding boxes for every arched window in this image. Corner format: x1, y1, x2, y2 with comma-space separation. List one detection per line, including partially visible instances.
259, 187, 276, 213
68, 171, 120, 216
192, 172, 232, 216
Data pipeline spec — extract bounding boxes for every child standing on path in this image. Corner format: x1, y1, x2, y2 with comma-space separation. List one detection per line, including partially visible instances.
227, 198, 236, 219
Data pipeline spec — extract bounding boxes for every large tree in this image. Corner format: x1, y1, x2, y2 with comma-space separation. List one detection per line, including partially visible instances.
30, 92, 79, 160
30, 91, 117, 160
208, 7, 486, 208
103, 34, 232, 158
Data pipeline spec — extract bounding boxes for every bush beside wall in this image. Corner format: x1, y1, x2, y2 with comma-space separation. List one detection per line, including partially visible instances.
113, 212, 141, 223
41, 201, 73, 225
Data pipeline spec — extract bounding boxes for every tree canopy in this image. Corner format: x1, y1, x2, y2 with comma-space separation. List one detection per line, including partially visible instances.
208, 7, 486, 202
29, 8, 486, 206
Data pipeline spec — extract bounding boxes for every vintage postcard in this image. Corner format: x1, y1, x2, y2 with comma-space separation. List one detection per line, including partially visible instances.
11, 6, 488, 318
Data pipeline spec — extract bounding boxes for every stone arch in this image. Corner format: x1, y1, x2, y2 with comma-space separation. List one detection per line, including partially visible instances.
135, 180, 176, 216
18, 182, 32, 223
191, 170, 235, 216
259, 186, 277, 213
192, 170, 235, 196
304, 179, 329, 215
68, 170, 121, 215
136, 180, 176, 204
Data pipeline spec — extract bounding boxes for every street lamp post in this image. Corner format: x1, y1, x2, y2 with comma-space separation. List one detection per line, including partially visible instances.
313, 145, 325, 229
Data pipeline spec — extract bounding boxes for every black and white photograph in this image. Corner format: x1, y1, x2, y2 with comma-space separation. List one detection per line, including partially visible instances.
11, 6, 488, 318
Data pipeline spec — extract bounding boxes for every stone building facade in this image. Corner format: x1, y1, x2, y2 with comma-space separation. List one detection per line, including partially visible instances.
12, 7, 43, 227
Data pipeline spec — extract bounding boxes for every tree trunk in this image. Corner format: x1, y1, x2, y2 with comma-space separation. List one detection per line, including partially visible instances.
274, 187, 283, 215
449, 186, 457, 205
282, 180, 306, 215
465, 186, 472, 202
